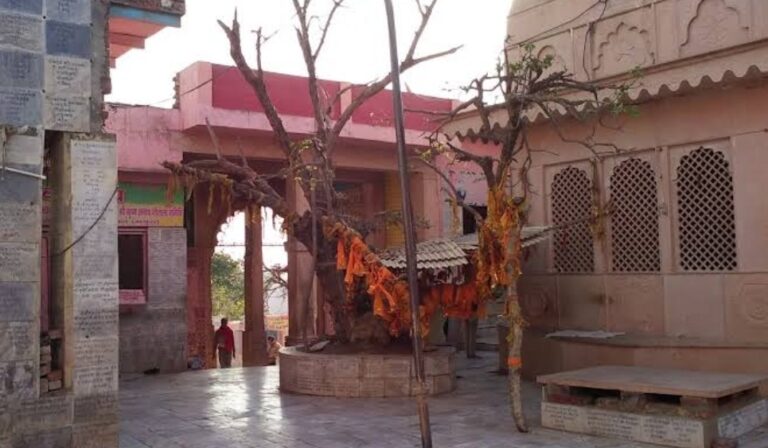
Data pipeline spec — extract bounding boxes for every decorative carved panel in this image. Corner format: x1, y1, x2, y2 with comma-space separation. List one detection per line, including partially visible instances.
594, 22, 654, 78
680, 0, 750, 56
538, 45, 567, 73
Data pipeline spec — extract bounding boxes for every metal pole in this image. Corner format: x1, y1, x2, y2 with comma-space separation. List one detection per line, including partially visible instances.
382, 1, 433, 446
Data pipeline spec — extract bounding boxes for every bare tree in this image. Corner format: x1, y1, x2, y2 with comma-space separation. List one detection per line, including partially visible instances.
164, 0, 459, 342
418, 44, 634, 432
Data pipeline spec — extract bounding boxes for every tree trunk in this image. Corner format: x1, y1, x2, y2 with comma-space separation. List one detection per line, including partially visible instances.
506, 224, 528, 432
506, 295, 528, 432
316, 262, 350, 342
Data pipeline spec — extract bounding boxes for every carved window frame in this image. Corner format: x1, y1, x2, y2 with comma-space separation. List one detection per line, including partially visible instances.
672, 145, 737, 272
546, 162, 596, 274
606, 154, 661, 273
118, 228, 149, 305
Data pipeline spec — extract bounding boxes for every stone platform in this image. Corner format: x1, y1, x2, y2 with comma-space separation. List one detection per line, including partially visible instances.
538, 366, 768, 448
279, 346, 456, 397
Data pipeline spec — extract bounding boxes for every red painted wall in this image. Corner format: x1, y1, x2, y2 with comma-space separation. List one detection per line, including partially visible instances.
212, 65, 342, 119
350, 86, 452, 132
210, 64, 452, 132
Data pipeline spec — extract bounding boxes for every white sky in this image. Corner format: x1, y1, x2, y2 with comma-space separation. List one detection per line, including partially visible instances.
107, 0, 511, 106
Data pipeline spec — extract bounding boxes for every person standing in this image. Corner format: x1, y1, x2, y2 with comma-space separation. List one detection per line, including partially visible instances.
214, 318, 235, 368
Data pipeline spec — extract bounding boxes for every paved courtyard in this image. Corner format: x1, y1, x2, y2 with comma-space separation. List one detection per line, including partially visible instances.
119, 356, 768, 448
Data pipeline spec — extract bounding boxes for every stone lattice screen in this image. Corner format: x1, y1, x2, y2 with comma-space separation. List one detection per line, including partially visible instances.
551, 166, 595, 273
676, 147, 737, 271
610, 158, 660, 272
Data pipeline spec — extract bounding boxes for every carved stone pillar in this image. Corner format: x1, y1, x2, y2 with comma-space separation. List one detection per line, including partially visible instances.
285, 180, 316, 346
242, 208, 268, 366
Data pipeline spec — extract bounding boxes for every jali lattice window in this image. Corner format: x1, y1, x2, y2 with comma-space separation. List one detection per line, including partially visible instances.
610, 158, 660, 272
676, 147, 737, 271
552, 166, 594, 273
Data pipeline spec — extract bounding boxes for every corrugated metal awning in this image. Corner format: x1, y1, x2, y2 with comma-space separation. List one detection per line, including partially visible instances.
379, 226, 552, 271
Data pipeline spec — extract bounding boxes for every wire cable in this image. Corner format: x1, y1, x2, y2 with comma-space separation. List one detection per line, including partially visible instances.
52, 186, 120, 258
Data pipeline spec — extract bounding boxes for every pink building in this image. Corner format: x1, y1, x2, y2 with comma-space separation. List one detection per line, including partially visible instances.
448, 0, 768, 377
107, 62, 480, 371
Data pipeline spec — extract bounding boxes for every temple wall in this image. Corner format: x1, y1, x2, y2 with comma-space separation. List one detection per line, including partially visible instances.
119, 227, 187, 374
518, 80, 768, 375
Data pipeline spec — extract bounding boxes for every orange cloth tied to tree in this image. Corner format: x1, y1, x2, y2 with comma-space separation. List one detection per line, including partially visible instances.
331, 224, 424, 336
475, 187, 521, 299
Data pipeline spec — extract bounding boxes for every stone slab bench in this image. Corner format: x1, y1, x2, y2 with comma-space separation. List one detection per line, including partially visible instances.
538, 366, 768, 448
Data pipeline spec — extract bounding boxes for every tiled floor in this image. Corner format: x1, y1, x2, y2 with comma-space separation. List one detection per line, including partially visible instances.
119, 356, 768, 448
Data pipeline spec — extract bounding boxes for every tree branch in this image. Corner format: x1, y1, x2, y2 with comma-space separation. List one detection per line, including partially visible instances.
218, 13, 293, 157
329, 0, 460, 150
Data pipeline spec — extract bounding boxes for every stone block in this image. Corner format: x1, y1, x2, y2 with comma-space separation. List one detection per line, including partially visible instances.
542, 402, 708, 448
11, 427, 71, 448
0, 361, 36, 402
48, 380, 61, 391
0, 0, 43, 14
44, 94, 90, 132
361, 355, 384, 378
424, 354, 450, 375
0, 203, 41, 243
47, 370, 62, 382
73, 336, 118, 396
1, 131, 43, 169
12, 394, 73, 434
384, 378, 411, 397
45, 56, 90, 94
382, 357, 411, 378
44, 0, 91, 24
519, 275, 559, 330
0, 243, 39, 282
332, 380, 361, 398
0, 13, 43, 52
45, 21, 90, 58
359, 378, 385, 398
0, 51, 42, 89
664, 275, 725, 340
74, 308, 118, 340
431, 374, 456, 395
717, 399, 768, 439
0, 169, 42, 205
0, 88, 42, 126
39, 377, 47, 393
557, 275, 606, 330
0, 322, 36, 362
71, 423, 118, 448
0, 283, 36, 322
330, 357, 360, 379
724, 274, 768, 343
605, 275, 665, 335
74, 393, 117, 424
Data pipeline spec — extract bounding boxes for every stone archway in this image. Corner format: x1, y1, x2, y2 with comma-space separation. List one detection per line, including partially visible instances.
185, 185, 270, 368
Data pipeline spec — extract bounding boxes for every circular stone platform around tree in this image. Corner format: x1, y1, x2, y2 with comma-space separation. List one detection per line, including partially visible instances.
279, 346, 457, 397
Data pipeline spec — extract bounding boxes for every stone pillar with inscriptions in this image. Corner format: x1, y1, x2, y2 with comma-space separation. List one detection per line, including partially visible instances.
0, 129, 45, 446
52, 134, 119, 447
0, 0, 117, 445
